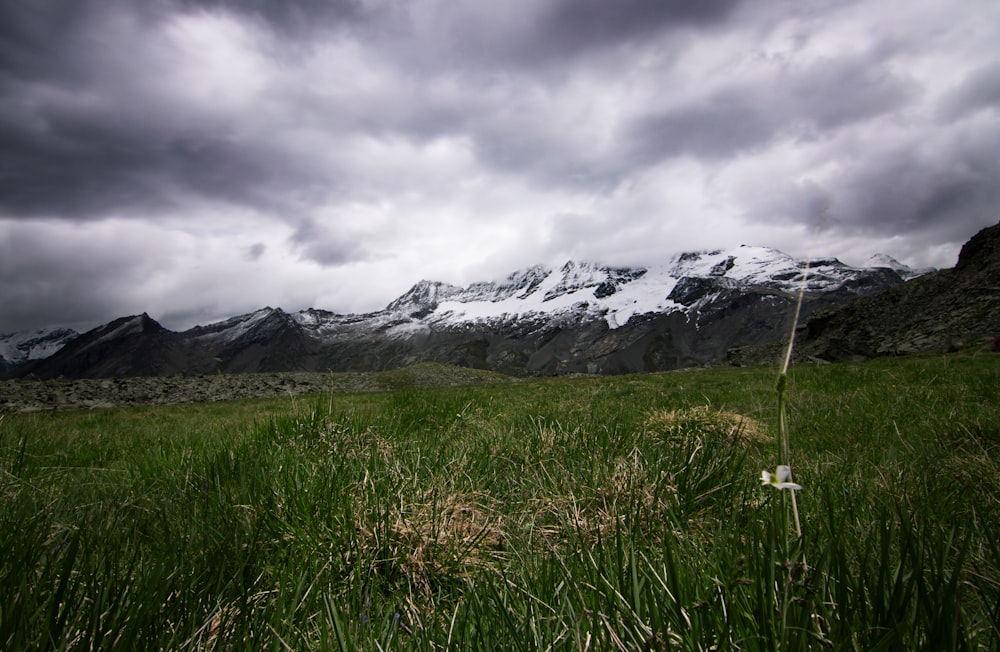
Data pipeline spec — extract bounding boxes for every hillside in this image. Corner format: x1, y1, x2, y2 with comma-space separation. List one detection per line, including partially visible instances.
798, 221, 1000, 360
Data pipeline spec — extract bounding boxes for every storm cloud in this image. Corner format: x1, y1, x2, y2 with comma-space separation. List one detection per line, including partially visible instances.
1, 0, 997, 332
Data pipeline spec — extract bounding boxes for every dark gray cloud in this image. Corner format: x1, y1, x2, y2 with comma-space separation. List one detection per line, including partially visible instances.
174, 0, 367, 32
0, 221, 160, 330
628, 92, 776, 161
469, 116, 625, 193
245, 242, 266, 261
785, 55, 920, 132
0, 1, 100, 84
938, 61, 1000, 121
0, 106, 303, 218
290, 219, 372, 267
527, 0, 743, 60
0, 0, 998, 332
0, 5, 258, 217
741, 121, 1000, 246
416, 0, 746, 73
837, 136, 1000, 240
625, 52, 918, 163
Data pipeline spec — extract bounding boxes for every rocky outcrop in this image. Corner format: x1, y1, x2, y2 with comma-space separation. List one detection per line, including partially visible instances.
798, 222, 1000, 361
385, 281, 463, 316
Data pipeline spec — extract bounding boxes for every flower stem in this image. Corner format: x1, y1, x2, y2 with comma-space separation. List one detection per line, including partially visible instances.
777, 260, 810, 539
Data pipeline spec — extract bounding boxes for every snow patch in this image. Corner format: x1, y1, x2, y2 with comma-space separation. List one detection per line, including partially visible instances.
0, 327, 79, 365
864, 254, 935, 280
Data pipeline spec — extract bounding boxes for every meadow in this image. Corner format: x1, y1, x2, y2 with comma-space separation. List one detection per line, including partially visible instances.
1, 353, 998, 650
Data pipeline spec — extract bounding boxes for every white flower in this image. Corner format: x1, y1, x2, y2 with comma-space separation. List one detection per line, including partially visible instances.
761, 465, 801, 490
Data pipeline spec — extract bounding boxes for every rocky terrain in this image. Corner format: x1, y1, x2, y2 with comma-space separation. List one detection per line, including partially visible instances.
796, 221, 1000, 361
0, 363, 514, 413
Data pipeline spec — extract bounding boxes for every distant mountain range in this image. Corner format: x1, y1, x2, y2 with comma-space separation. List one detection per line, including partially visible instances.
4, 230, 993, 380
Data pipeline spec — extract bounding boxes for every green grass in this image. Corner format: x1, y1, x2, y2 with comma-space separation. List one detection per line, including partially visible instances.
2, 352, 998, 649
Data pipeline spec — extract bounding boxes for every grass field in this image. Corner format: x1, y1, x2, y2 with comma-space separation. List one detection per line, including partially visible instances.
2, 353, 998, 649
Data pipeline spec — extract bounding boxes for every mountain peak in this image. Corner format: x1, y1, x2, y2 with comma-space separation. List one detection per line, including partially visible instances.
99, 313, 165, 337
865, 253, 904, 268
955, 221, 1000, 278
864, 253, 935, 280
386, 280, 463, 314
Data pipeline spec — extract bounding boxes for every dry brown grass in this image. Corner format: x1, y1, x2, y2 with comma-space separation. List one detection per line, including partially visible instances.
339, 405, 771, 592
353, 489, 504, 597
645, 405, 770, 445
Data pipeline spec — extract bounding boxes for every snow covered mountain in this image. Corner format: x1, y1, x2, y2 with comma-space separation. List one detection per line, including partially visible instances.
862, 254, 936, 281
7, 244, 929, 379
0, 327, 79, 374
399, 247, 899, 329
279, 246, 912, 339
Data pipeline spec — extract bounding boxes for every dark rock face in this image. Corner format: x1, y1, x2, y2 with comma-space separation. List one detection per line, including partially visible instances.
19, 314, 189, 379
16, 309, 323, 380
188, 308, 319, 374
956, 222, 1000, 279
668, 277, 730, 306
798, 222, 1000, 361
385, 281, 463, 315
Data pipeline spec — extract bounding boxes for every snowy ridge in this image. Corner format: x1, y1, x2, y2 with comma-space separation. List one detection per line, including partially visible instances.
189, 307, 287, 343
0, 327, 79, 367
385, 281, 464, 312
393, 245, 902, 332
863, 254, 935, 281
89, 315, 149, 347
253, 244, 924, 344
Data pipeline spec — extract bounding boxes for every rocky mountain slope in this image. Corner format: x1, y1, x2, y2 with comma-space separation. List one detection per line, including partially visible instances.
6, 243, 932, 379
798, 221, 1000, 361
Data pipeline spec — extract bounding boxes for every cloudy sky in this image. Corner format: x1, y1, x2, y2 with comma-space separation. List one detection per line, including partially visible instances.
2, 0, 998, 333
